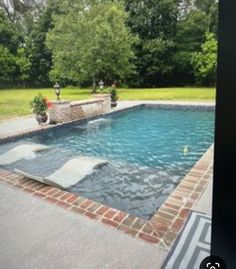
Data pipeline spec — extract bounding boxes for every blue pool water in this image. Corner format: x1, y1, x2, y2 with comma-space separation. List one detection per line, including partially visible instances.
1, 106, 215, 219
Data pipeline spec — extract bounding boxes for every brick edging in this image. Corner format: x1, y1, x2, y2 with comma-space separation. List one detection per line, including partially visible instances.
149, 145, 213, 248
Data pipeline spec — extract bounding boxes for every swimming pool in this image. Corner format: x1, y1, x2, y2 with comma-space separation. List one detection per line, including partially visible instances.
0, 106, 215, 219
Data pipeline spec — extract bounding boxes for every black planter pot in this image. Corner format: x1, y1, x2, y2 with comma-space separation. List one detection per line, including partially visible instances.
35, 113, 48, 124
111, 101, 117, 108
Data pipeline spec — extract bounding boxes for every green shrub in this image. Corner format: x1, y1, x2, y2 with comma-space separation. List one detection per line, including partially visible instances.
110, 86, 118, 102
30, 94, 48, 115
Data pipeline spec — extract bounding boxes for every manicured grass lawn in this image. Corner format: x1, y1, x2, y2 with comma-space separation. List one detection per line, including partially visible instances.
118, 87, 215, 100
0, 87, 215, 120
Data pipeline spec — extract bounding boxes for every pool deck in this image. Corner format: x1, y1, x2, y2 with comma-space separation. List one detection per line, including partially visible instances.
0, 100, 214, 268
0, 183, 168, 269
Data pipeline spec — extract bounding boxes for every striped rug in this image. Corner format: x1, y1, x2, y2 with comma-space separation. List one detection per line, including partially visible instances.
162, 211, 211, 269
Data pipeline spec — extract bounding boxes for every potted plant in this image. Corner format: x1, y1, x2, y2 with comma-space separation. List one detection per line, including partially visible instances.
110, 83, 118, 107
30, 94, 52, 124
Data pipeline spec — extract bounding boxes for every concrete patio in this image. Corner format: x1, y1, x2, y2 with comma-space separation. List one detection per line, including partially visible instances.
0, 183, 168, 269
0, 177, 212, 269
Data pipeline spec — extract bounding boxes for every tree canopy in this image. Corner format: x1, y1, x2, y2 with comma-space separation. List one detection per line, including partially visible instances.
191, 32, 217, 86
0, 0, 218, 88
46, 0, 136, 91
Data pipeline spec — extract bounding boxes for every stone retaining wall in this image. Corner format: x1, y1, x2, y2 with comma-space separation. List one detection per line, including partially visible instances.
48, 94, 111, 124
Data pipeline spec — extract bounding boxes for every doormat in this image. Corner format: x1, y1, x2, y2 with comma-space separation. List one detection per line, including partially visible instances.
162, 211, 211, 269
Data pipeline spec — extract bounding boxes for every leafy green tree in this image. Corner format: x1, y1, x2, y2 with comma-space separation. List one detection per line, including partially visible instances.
0, 10, 19, 85
140, 38, 176, 86
176, 10, 208, 52
14, 47, 31, 87
0, 9, 22, 53
173, 0, 218, 85
1, 1, 49, 86
28, 0, 62, 86
0, 45, 16, 84
191, 32, 217, 86
194, 0, 218, 35
0, 5, 36, 86
195, 0, 214, 14
47, 0, 136, 92
0, 0, 42, 24
124, 0, 179, 40
173, 10, 209, 85
178, 0, 194, 19
0, 0, 219, 88
124, 0, 179, 87
208, 1, 218, 36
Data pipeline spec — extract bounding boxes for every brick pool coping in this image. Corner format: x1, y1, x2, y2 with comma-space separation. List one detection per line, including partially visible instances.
0, 145, 213, 250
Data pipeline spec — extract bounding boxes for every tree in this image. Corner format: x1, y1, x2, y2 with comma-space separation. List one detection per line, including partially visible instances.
195, 0, 215, 14
0, 45, 16, 84
123, 0, 179, 87
0, 2, 43, 86
28, 0, 62, 86
0, 0, 219, 88
194, 0, 218, 35
172, 0, 218, 85
178, 0, 194, 20
173, 10, 209, 85
140, 38, 176, 87
46, 0, 136, 92
14, 47, 31, 87
208, 1, 218, 36
0, 0, 42, 24
124, 0, 179, 40
0, 9, 19, 85
0, 9, 22, 53
191, 32, 217, 86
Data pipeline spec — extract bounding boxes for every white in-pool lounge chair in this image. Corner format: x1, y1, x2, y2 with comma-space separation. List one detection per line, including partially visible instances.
0, 144, 49, 165
14, 156, 108, 189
